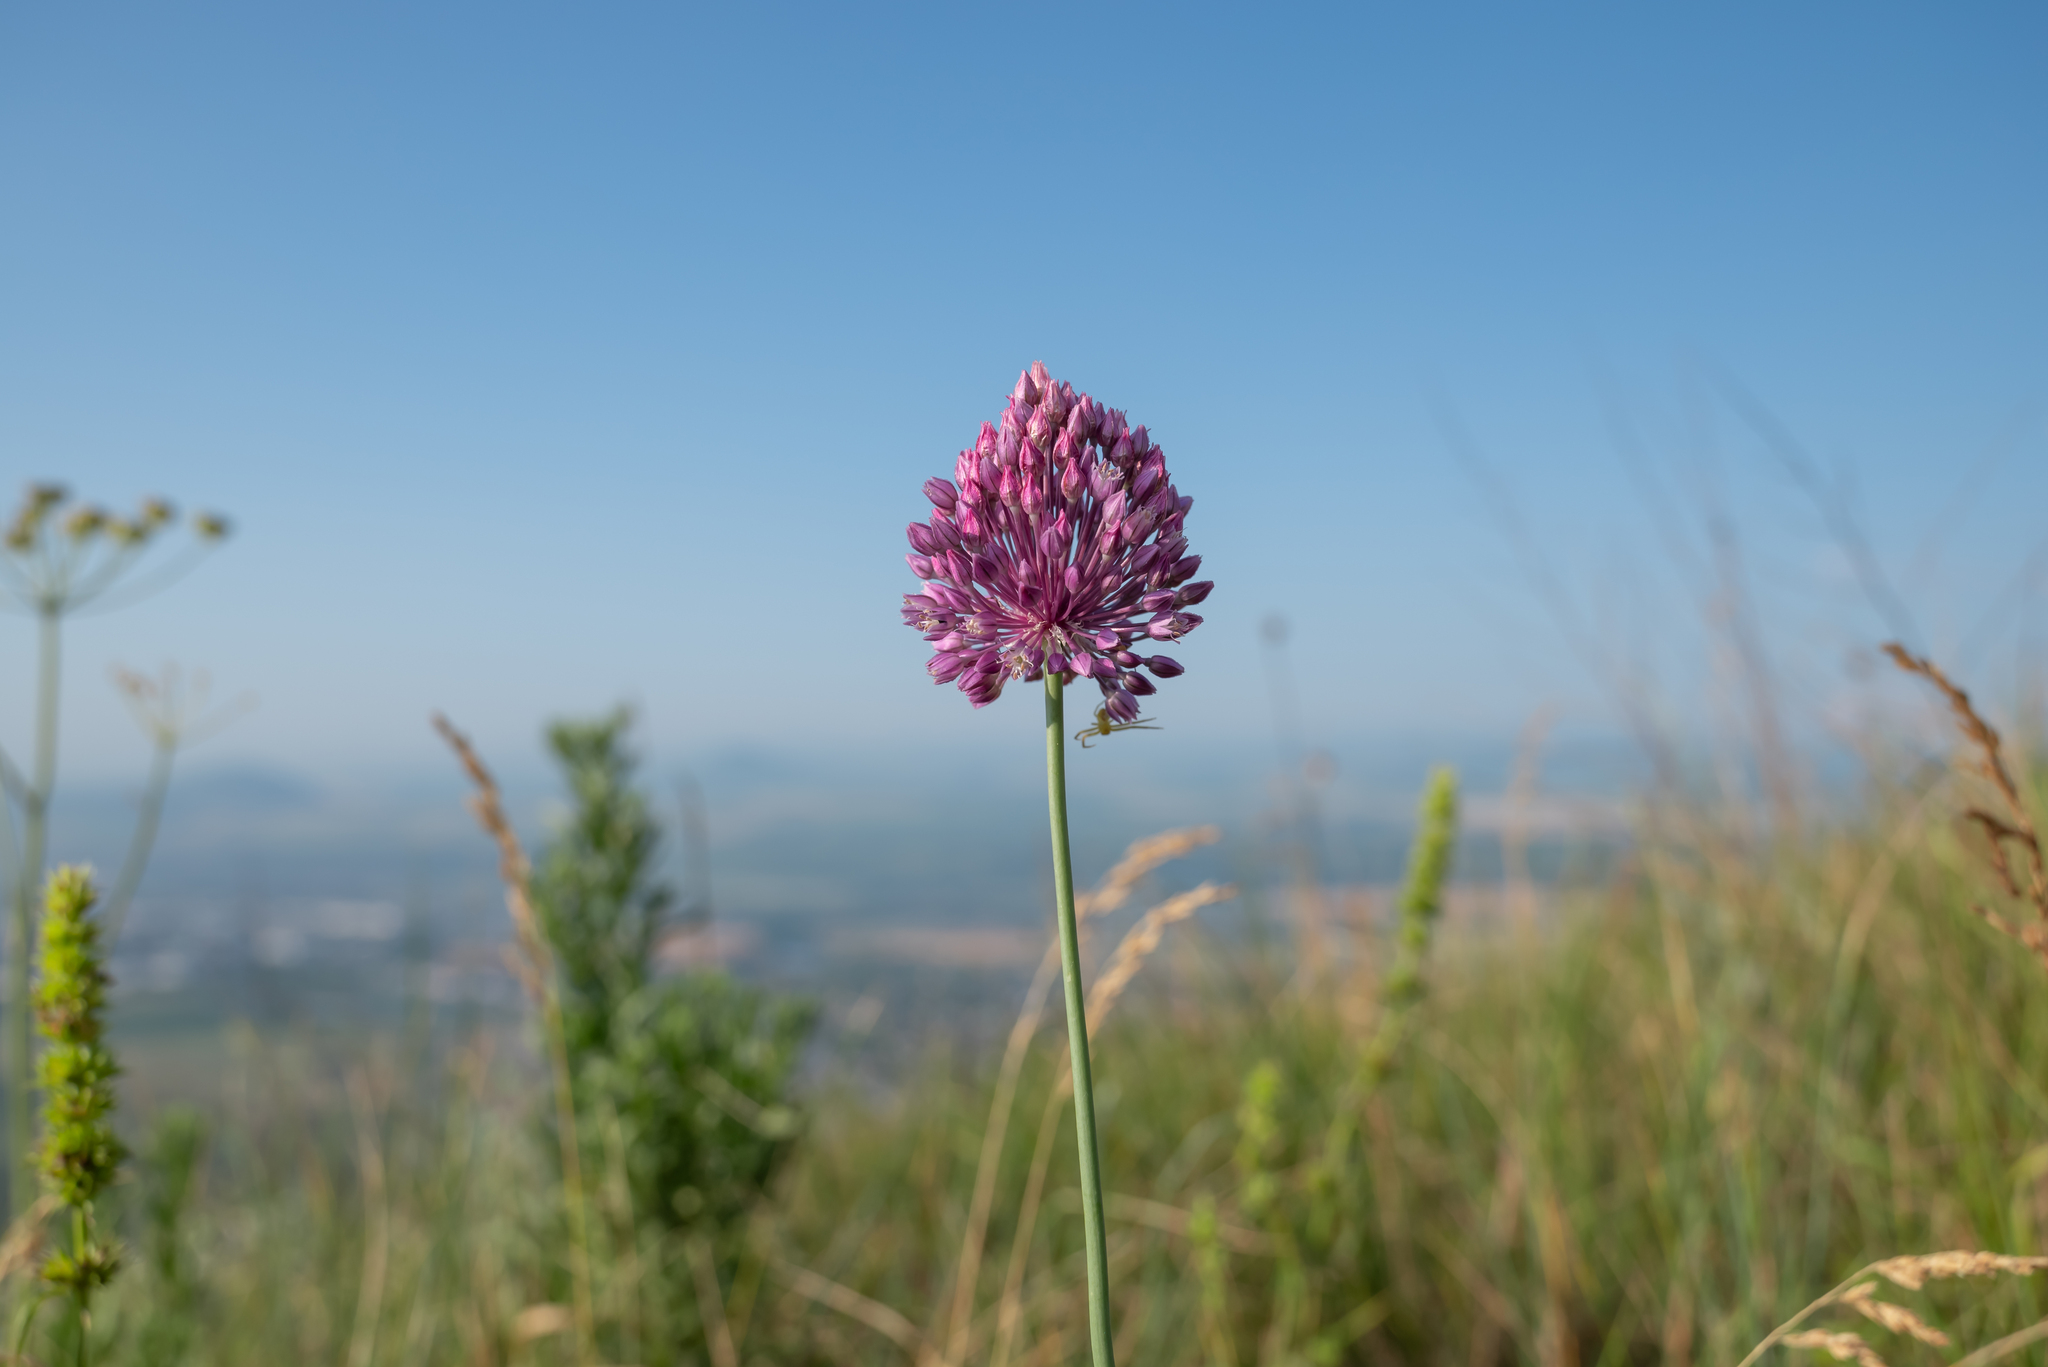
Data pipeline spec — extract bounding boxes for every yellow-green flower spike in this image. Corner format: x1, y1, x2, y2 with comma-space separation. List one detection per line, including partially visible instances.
33, 865, 124, 1292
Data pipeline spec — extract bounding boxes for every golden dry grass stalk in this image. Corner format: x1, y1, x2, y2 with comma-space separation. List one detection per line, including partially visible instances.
1839, 1281, 1948, 1346
1870, 1251, 2048, 1291
1883, 643, 2048, 968
1077, 825, 1222, 921
430, 712, 554, 1007
1086, 881, 1237, 1039
1781, 1329, 1890, 1367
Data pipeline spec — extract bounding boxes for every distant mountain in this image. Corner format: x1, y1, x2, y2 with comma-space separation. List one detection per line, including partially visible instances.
165, 764, 323, 813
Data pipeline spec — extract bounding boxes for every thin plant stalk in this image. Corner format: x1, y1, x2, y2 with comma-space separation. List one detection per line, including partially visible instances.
432, 715, 596, 1365
66, 1204, 84, 1367
1043, 673, 1115, 1367
99, 737, 175, 948
9, 606, 61, 1219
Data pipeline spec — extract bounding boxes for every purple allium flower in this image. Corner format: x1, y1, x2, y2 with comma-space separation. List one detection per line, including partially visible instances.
902, 362, 1206, 718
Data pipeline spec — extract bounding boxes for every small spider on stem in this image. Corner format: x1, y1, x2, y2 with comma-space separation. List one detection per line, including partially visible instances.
1074, 705, 1162, 748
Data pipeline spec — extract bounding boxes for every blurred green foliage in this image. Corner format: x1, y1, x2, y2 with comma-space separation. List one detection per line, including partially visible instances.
528, 708, 812, 1362
530, 708, 812, 1240
130, 1107, 206, 1367
23, 759, 2048, 1367
530, 710, 676, 1064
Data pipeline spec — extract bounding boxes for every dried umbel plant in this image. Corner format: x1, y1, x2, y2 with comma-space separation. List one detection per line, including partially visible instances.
0, 482, 229, 1221
1882, 643, 2048, 969
898, 363, 1213, 1367
98, 663, 254, 946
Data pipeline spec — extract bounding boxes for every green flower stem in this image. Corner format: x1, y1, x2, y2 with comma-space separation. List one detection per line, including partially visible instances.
1043, 673, 1115, 1367
71, 1205, 88, 1367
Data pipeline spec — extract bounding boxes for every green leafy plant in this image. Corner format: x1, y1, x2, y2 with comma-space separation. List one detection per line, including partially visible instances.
527, 709, 812, 1360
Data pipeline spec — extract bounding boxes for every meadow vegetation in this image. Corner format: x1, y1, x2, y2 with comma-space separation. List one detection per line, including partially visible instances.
5, 475, 2048, 1367
2, 659, 2045, 1367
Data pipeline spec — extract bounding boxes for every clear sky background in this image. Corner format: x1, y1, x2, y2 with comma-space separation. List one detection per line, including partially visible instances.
2, 3, 2044, 789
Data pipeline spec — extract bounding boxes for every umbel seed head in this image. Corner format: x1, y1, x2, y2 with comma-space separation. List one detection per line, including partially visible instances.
900, 362, 1209, 719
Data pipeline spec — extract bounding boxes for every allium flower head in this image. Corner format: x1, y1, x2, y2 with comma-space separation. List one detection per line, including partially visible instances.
902, 362, 1210, 720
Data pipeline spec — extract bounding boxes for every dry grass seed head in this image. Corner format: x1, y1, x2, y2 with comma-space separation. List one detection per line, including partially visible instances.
1077, 826, 1221, 921
1839, 1282, 1949, 1347
431, 713, 554, 1006
1871, 1252, 2048, 1291
1782, 1330, 1890, 1367
0, 1195, 58, 1285
1085, 882, 1238, 1037
1884, 644, 2048, 977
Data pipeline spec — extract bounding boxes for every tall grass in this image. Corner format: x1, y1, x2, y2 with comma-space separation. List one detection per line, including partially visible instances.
6, 739, 2034, 1366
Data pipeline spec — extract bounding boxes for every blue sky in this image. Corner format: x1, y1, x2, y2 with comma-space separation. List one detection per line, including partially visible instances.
1, 2, 2043, 786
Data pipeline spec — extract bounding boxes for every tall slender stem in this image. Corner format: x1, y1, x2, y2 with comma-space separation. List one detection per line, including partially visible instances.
100, 738, 177, 949
1043, 673, 1115, 1367
8, 607, 61, 1220
541, 987, 596, 1363
72, 1204, 89, 1367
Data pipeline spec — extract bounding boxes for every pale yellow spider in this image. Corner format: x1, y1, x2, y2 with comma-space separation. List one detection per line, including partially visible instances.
1074, 705, 1163, 748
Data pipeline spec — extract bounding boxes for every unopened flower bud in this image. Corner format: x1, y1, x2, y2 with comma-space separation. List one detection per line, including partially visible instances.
1067, 398, 1098, 444
1039, 382, 1071, 430
1145, 612, 1193, 640
1026, 406, 1057, 452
